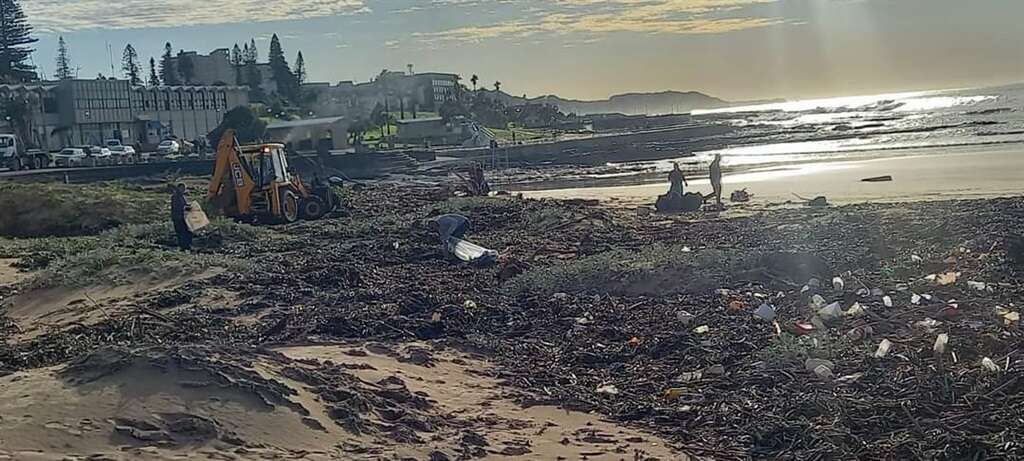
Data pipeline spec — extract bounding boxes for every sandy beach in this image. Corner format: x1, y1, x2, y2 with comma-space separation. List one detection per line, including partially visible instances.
514, 143, 1024, 207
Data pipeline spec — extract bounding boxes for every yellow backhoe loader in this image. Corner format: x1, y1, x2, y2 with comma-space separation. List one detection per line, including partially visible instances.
207, 129, 339, 224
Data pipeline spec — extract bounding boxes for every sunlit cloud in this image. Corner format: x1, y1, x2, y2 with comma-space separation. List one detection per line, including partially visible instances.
25, 0, 369, 33
415, 0, 784, 43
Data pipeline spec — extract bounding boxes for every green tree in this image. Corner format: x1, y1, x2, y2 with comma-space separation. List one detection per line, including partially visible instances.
121, 44, 141, 85
268, 34, 296, 100
54, 36, 72, 80
147, 57, 159, 86
0, 0, 38, 82
230, 43, 243, 85
207, 106, 267, 145
159, 42, 179, 85
470, 74, 478, 91
293, 51, 306, 84
176, 50, 195, 84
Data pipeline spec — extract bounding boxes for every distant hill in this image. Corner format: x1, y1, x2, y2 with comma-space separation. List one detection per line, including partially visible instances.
477, 89, 773, 115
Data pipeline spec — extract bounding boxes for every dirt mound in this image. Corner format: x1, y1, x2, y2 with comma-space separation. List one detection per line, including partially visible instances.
1, 342, 684, 460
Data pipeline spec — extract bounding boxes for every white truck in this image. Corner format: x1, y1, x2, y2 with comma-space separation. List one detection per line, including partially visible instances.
0, 133, 50, 170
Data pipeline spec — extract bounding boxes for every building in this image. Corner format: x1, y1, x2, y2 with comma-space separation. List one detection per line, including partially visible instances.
302, 69, 461, 119
395, 116, 492, 147
0, 79, 248, 150
169, 49, 236, 86
266, 116, 348, 152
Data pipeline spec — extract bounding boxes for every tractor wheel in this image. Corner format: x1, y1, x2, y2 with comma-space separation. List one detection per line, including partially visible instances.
299, 196, 327, 220
280, 190, 300, 223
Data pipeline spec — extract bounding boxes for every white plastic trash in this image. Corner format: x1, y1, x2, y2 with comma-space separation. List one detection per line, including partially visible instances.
185, 201, 209, 232
981, 357, 1000, 372
447, 237, 498, 265
883, 296, 893, 308
933, 333, 949, 355
832, 277, 845, 291
874, 339, 892, 358
753, 303, 776, 322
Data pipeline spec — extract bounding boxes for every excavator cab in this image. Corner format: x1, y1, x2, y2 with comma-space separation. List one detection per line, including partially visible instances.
208, 130, 338, 224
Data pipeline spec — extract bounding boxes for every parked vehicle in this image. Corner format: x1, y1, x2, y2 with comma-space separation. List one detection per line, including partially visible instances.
109, 145, 137, 164
52, 147, 88, 167
157, 140, 180, 156
0, 133, 50, 170
87, 146, 113, 166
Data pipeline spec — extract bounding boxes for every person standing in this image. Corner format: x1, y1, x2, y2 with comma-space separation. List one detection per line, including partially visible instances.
668, 162, 687, 197
170, 183, 193, 251
709, 154, 723, 206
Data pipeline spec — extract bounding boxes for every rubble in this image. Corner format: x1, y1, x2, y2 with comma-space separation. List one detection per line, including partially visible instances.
4, 183, 1024, 459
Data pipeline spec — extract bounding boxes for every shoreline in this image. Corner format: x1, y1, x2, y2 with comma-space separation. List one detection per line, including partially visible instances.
508, 142, 1024, 207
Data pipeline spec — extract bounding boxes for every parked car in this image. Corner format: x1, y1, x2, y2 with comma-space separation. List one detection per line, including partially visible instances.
52, 147, 87, 167
109, 145, 137, 164
157, 140, 180, 156
86, 146, 113, 166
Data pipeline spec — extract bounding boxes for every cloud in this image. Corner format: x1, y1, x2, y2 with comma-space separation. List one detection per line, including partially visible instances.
415, 0, 783, 43
25, 0, 369, 33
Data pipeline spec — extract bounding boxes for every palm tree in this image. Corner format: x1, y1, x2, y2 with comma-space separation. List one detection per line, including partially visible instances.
494, 81, 501, 92
470, 74, 478, 91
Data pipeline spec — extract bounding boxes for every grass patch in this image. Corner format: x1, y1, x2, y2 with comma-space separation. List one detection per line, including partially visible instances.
0, 182, 168, 238
0, 218, 262, 289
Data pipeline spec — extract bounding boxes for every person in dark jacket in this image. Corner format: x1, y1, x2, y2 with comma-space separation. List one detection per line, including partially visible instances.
434, 213, 470, 245
668, 162, 688, 197
709, 154, 723, 206
170, 183, 193, 251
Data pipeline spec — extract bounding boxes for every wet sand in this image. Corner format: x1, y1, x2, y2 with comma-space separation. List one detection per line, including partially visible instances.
514, 144, 1024, 207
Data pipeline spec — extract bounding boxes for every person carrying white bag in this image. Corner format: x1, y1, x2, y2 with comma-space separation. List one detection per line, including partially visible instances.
170, 183, 208, 251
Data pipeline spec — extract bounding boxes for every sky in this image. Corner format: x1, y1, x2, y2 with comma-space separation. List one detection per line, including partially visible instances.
23, 0, 1024, 102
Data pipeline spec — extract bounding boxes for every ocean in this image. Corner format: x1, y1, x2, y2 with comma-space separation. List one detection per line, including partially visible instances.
634, 83, 1024, 171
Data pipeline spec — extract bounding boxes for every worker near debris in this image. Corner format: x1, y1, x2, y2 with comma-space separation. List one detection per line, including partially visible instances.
170, 183, 193, 251
434, 213, 471, 245
709, 154, 723, 206
668, 162, 688, 196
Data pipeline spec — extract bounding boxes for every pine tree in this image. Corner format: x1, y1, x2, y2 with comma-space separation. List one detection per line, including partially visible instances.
159, 42, 179, 85
230, 43, 243, 85
293, 51, 306, 85
249, 39, 258, 62
55, 36, 72, 80
0, 0, 39, 82
148, 57, 159, 86
267, 34, 295, 100
176, 50, 194, 84
121, 44, 141, 85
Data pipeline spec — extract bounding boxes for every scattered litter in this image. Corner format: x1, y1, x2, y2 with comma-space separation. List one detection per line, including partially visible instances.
576, 314, 593, 325
595, 384, 620, 396
861, 175, 893, 182
730, 188, 752, 203
447, 237, 499, 266
832, 277, 845, 291
933, 334, 949, 355
431, 311, 443, 323
627, 337, 641, 347
805, 358, 835, 373
817, 302, 844, 322
871, 288, 885, 297
678, 371, 703, 382
981, 357, 1001, 373
911, 255, 923, 263
810, 294, 827, 309
551, 292, 569, 301
915, 318, 942, 330
874, 339, 892, 358
883, 296, 894, 307
856, 287, 870, 297
836, 373, 864, 383
792, 322, 816, 335
911, 293, 922, 305
463, 300, 478, 309
967, 281, 989, 291
693, 325, 710, 334
663, 388, 685, 401
728, 300, 746, 311
844, 302, 866, 318
847, 325, 874, 341
1004, 311, 1020, 326
813, 365, 834, 380
705, 364, 726, 376
936, 272, 960, 285
753, 303, 776, 322
676, 310, 695, 325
